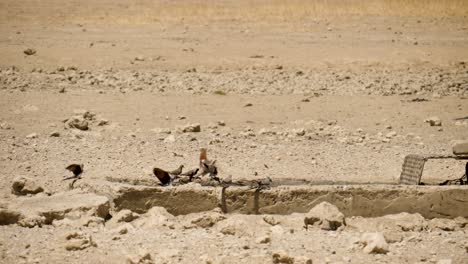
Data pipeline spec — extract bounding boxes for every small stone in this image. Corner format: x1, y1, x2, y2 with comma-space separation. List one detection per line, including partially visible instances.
64, 232, 96, 251
244, 103, 253, 107
180, 123, 201, 133
134, 56, 145, 61
26, 133, 38, 139
386, 131, 397, 138
164, 135, 176, 143
66, 116, 89, 131
24, 48, 36, 55
255, 235, 271, 244
112, 209, 139, 223
97, 119, 109, 126
272, 250, 294, 264
295, 256, 313, 264
360, 232, 389, 254
126, 250, 154, 264
263, 215, 280, 226
425, 117, 442, 126
12, 176, 44, 195
50, 131, 60, 137
217, 120, 226, 126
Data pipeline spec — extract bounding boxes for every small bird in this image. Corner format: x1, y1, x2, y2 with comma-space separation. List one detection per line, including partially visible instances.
168, 165, 184, 176
199, 148, 218, 177
180, 168, 199, 181
153, 167, 172, 186
64, 164, 84, 180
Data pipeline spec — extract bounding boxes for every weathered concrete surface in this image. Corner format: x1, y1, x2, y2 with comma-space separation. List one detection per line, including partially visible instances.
5, 191, 110, 226
77, 180, 219, 215
76, 180, 468, 218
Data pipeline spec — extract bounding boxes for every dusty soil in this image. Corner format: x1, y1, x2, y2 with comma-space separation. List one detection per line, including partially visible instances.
1, 0, 468, 263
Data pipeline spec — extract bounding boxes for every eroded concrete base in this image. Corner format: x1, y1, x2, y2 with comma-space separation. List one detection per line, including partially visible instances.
75, 180, 468, 219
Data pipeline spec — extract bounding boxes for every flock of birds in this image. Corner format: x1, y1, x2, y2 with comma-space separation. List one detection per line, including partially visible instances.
63, 148, 273, 190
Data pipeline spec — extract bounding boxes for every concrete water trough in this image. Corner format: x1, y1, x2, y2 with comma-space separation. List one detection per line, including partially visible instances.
76, 179, 468, 219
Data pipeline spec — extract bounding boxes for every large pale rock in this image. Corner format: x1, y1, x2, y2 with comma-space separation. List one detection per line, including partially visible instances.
107, 209, 139, 227
132, 206, 175, 229
453, 142, 468, 156
304, 202, 345, 230
8, 191, 110, 227
215, 214, 269, 237
360, 232, 389, 254
187, 211, 226, 228
64, 231, 97, 251
428, 218, 458, 231
11, 176, 44, 195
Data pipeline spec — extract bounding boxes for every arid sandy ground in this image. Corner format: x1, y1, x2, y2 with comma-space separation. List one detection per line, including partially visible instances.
1, 0, 468, 263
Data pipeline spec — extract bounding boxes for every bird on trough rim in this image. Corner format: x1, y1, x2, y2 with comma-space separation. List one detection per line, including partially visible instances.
180, 167, 199, 181
153, 167, 172, 186
199, 148, 218, 177
168, 165, 184, 176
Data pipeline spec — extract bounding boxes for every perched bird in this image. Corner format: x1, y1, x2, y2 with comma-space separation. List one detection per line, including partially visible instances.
64, 164, 84, 180
168, 165, 184, 176
180, 168, 199, 181
199, 148, 218, 177
250, 177, 272, 191
153, 167, 172, 186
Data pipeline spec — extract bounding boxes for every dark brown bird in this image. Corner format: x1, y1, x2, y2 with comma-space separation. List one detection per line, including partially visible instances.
168, 165, 184, 176
153, 167, 172, 186
64, 164, 84, 180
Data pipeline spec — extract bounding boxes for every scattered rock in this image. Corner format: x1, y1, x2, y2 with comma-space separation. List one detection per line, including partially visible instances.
164, 135, 176, 143
65, 116, 89, 131
111, 209, 140, 223
11, 176, 44, 195
50, 131, 60, 137
425, 116, 442, 126
217, 120, 226, 126
64, 231, 97, 251
189, 211, 226, 228
126, 250, 154, 264
180, 123, 201, 133
25, 133, 38, 139
295, 256, 313, 264
255, 235, 271, 244
263, 215, 280, 226
134, 56, 145, 62
24, 48, 36, 55
272, 250, 294, 264
97, 119, 109, 126
360, 232, 389, 254
429, 218, 457, 231
244, 103, 253, 107
304, 202, 345, 231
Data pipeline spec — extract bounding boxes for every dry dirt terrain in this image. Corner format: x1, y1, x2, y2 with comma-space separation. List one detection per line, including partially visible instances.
0, 0, 468, 263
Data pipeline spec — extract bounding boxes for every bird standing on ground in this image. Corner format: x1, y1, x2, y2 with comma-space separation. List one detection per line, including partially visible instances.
64, 164, 84, 180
